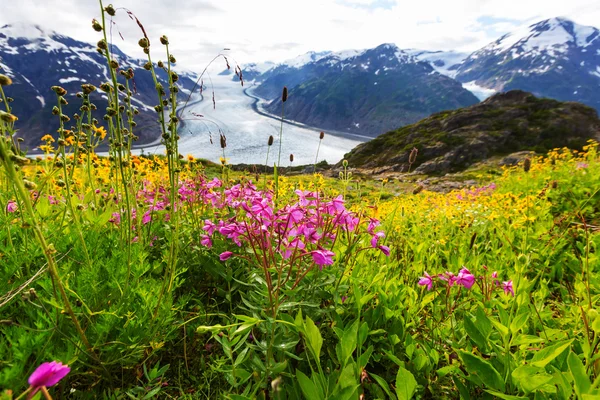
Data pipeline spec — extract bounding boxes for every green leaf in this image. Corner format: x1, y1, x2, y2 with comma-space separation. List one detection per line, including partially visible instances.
568, 352, 591, 397
340, 320, 359, 365
304, 316, 323, 364
512, 365, 554, 393
530, 339, 573, 368
358, 345, 373, 369
510, 313, 530, 334
484, 390, 528, 399
297, 370, 323, 400
464, 315, 488, 351
395, 367, 417, 400
512, 334, 545, 346
490, 318, 510, 338
459, 351, 505, 392
371, 372, 396, 399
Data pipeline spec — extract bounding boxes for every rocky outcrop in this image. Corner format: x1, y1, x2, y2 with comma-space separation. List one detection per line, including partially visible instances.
343, 90, 600, 174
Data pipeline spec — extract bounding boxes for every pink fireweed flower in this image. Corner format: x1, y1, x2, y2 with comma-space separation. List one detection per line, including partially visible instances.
418, 272, 433, 290
378, 245, 390, 256
491, 271, 498, 278
203, 220, 217, 235
501, 280, 514, 296
200, 235, 212, 248
219, 251, 233, 261
6, 200, 17, 213
28, 361, 70, 393
142, 211, 152, 225
370, 231, 385, 248
311, 249, 335, 267
455, 268, 476, 289
367, 218, 380, 234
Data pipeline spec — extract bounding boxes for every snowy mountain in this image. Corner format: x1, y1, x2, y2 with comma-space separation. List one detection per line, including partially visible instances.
453, 17, 600, 111
0, 23, 198, 148
256, 43, 478, 137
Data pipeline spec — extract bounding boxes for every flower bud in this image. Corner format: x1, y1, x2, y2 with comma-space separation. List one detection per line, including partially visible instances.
160, 35, 169, 45
143, 61, 152, 70
105, 4, 116, 16
23, 179, 37, 190
138, 38, 149, 48
342, 159, 348, 168
109, 60, 119, 69
169, 54, 176, 63
170, 71, 179, 83
157, 60, 164, 68
81, 84, 96, 95
92, 19, 103, 32
97, 39, 108, 50
51, 86, 67, 96
0, 111, 17, 123
0, 74, 12, 86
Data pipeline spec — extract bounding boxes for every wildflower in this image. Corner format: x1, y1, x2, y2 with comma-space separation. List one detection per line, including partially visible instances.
311, 249, 334, 267
576, 162, 589, 170
378, 245, 390, 256
142, 211, 152, 225
200, 235, 212, 248
41, 134, 55, 143
28, 361, 70, 394
418, 272, 433, 291
219, 251, 233, 261
6, 200, 17, 213
455, 267, 476, 289
501, 281, 514, 296
370, 231, 385, 248
0, 74, 13, 86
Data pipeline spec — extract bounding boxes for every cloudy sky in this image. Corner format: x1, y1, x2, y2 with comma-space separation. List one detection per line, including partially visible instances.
1, 0, 599, 72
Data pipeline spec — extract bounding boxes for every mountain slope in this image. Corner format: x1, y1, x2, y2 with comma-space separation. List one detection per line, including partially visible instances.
344, 90, 600, 174
454, 18, 600, 111
0, 23, 198, 148
256, 44, 479, 137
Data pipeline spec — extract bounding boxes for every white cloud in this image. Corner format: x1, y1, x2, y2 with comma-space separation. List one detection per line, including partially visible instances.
1, 0, 599, 72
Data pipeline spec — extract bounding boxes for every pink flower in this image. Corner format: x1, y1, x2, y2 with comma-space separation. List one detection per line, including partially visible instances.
219, 251, 233, 261
501, 281, 514, 296
142, 211, 152, 225
28, 361, 70, 393
367, 218, 380, 234
200, 235, 212, 248
370, 231, 385, 248
311, 249, 335, 267
418, 272, 433, 291
454, 268, 476, 289
6, 200, 17, 213
378, 245, 390, 256
491, 271, 498, 279
203, 220, 217, 235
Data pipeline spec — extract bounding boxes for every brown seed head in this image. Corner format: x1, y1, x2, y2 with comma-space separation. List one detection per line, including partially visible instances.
51, 86, 67, 96
220, 134, 227, 149
290, 154, 294, 163
138, 38, 149, 48
268, 135, 274, 146
105, 4, 116, 16
160, 35, 169, 45
319, 131, 324, 140
92, 19, 103, 32
408, 147, 418, 164
282, 86, 288, 102
523, 157, 531, 172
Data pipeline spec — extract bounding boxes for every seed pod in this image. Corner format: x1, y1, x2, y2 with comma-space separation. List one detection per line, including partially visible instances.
138, 38, 149, 48
60, 114, 70, 123
51, 86, 67, 96
154, 105, 163, 113
409, 147, 418, 164
523, 157, 531, 172
117, 83, 126, 92
268, 135, 274, 146
169, 54, 176, 63
81, 84, 96, 94
59, 97, 68, 105
105, 4, 116, 16
76, 92, 83, 98
282, 86, 288, 102
97, 39, 108, 50
0, 74, 12, 86
92, 19, 103, 32
126, 68, 134, 79
319, 131, 324, 140
99, 83, 112, 92
143, 47, 149, 55
109, 59, 119, 69
10, 154, 30, 165
23, 179, 37, 190
157, 60, 164, 68
170, 71, 179, 83
52, 106, 59, 115
143, 61, 152, 70
289, 154, 294, 163
220, 134, 227, 149
160, 35, 169, 45
0, 111, 17, 123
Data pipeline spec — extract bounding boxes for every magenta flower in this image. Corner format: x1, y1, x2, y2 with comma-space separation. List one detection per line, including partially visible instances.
28, 361, 70, 392
370, 231, 385, 248
378, 245, 390, 256
311, 249, 335, 267
142, 211, 152, 225
491, 271, 498, 279
418, 272, 433, 291
201, 235, 212, 248
454, 268, 476, 289
6, 200, 17, 213
219, 251, 233, 261
501, 280, 514, 296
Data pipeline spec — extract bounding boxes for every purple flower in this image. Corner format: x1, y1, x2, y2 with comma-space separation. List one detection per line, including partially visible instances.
370, 231, 385, 248
311, 249, 335, 267
378, 245, 390, 257
201, 235, 212, 248
501, 280, 514, 296
491, 271, 498, 279
6, 200, 17, 213
454, 268, 476, 289
418, 272, 433, 291
28, 361, 70, 392
219, 251, 233, 261
142, 211, 152, 225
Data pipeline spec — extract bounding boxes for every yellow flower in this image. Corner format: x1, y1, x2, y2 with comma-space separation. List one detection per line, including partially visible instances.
219, 157, 229, 165
187, 154, 195, 162
93, 125, 107, 140
65, 136, 76, 146
41, 134, 55, 143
